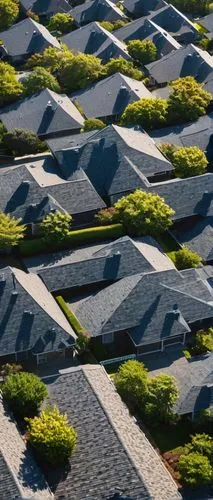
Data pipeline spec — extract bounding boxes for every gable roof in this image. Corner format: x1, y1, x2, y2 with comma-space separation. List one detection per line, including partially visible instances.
71, 73, 152, 119
148, 4, 198, 42
62, 21, 130, 63
199, 12, 213, 33
123, 0, 167, 17
46, 365, 180, 499
47, 130, 97, 154
0, 18, 60, 59
0, 266, 76, 357
146, 43, 213, 84
172, 216, 213, 263
69, 0, 127, 26
20, 0, 71, 16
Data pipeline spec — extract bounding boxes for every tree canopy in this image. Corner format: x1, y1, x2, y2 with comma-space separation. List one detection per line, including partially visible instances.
114, 360, 148, 407
168, 76, 211, 124
178, 452, 213, 486
121, 98, 168, 129
83, 118, 105, 131
0, 0, 19, 31
99, 20, 128, 31
2, 372, 47, 418
3, 129, 47, 156
58, 53, 104, 91
169, 247, 202, 270
105, 57, 143, 80
161, 144, 208, 178
0, 212, 25, 250
26, 45, 74, 73
168, 0, 210, 15
47, 13, 75, 34
127, 39, 157, 65
145, 374, 179, 424
41, 211, 72, 241
22, 67, 61, 96
0, 62, 23, 106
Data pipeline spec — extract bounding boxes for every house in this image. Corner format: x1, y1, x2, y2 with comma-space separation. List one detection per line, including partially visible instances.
0, 266, 76, 364
172, 216, 213, 263
0, 18, 60, 65
69, 0, 127, 27
71, 267, 213, 358
24, 235, 175, 292
71, 73, 153, 121
148, 4, 199, 43
0, 396, 52, 498
19, 0, 71, 19
123, 0, 167, 18
47, 130, 98, 153
62, 21, 131, 63
45, 365, 180, 499
146, 43, 213, 85
114, 18, 181, 58
0, 88, 84, 139
150, 112, 213, 161
0, 158, 105, 227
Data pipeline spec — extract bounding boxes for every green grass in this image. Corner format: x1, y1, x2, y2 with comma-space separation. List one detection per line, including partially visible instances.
150, 419, 193, 453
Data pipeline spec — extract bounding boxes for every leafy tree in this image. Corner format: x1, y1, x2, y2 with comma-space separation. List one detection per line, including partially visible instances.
99, 21, 114, 31
47, 13, 75, 34
22, 67, 61, 96
178, 452, 213, 486
0, 212, 25, 250
41, 210, 72, 241
145, 374, 179, 424
26, 45, 74, 73
194, 328, 213, 354
26, 406, 77, 465
112, 20, 128, 30
2, 372, 47, 418
121, 98, 168, 129
185, 434, 213, 464
105, 57, 143, 80
114, 360, 148, 407
0, 0, 19, 31
172, 146, 208, 178
127, 40, 157, 65
83, 118, 105, 131
168, 77, 211, 124
3, 129, 47, 156
169, 247, 202, 270
168, 0, 210, 15
59, 53, 104, 91
26, 9, 39, 21
0, 62, 23, 106
95, 207, 118, 225
113, 189, 174, 236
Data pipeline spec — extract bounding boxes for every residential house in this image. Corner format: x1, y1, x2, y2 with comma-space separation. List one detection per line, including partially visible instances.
172, 216, 213, 263
45, 364, 180, 499
0, 18, 60, 65
19, 0, 71, 19
69, 0, 127, 27
123, 0, 167, 18
0, 88, 84, 138
148, 4, 199, 43
47, 130, 98, 153
71, 73, 153, 121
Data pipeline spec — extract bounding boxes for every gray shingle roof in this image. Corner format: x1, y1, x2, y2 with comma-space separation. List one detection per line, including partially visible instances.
198, 12, 213, 32
47, 130, 97, 154
0, 88, 84, 138
0, 266, 76, 357
123, 0, 167, 17
20, 0, 71, 16
0, 18, 60, 59
69, 0, 127, 26
75, 268, 213, 343
148, 4, 198, 42
46, 365, 180, 499
71, 73, 152, 119
172, 216, 213, 263
146, 43, 213, 84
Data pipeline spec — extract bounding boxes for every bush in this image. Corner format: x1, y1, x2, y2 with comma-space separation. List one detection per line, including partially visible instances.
169, 247, 202, 270
56, 296, 86, 335
2, 372, 47, 418
0, 0, 19, 31
105, 57, 143, 80
83, 118, 105, 131
59, 53, 104, 92
185, 434, 213, 464
0, 363, 22, 378
95, 207, 118, 225
178, 452, 213, 486
47, 13, 75, 34
40, 211, 72, 242
194, 328, 213, 354
121, 98, 168, 129
114, 360, 148, 407
145, 374, 179, 424
127, 39, 157, 65
161, 144, 208, 178
3, 129, 46, 156
0, 211, 25, 250
168, 0, 209, 15
26, 406, 77, 465
0, 62, 23, 106
22, 67, 61, 96
168, 76, 211, 124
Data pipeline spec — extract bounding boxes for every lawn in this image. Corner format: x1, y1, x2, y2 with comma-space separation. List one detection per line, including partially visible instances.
150, 419, 193, 453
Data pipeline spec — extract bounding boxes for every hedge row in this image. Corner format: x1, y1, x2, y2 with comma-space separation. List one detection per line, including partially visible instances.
20, 224, 124, 256
56, 295, 86, 335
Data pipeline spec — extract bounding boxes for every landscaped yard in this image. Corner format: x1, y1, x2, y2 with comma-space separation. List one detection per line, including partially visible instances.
150, 419, 193, 453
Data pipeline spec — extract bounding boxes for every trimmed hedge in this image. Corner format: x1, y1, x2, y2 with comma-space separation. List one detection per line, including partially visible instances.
20, 224, 124, 256
56, 295, 86, 335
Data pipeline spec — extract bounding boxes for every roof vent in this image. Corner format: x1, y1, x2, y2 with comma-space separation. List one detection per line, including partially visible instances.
33, 30, 37, 35
11, 290, 18, 296
22, 180, 31, 185
30, 203, 37, 208
25, 32, 29, 35
24, 310, 33, 315
46, 100, 52, 107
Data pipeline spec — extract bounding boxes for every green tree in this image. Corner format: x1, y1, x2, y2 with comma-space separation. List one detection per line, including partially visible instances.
59, 53, 104, 91
172, 146, 208, 178
99, 21, 114, 31
114, 360, 148, 407
114, 189, 174, 236
26, 406, 77, 465
169, 247, 202, 270
41, 210, 72, 241
0, 62, 23, 106
26, 45, 74, 73
194, 329, 213, 354
178, 452, 213, 486
0, 0, 19, 31
95, 207, 118, 225
83, 118, 105, 131
105, 57, 143, 80
185, 434, 213, 464
0, 212, 25, 250
112, 20, 128, 30
168, 76, 211, 124
121, 98, 168, 129
145, 374, 179, 424
22, 67, 61, 96
2, 372, 47, 418
127, 40, 157, 65
48, 13, 75, 34
3, 129, 47, 156
168, 0, 210, 15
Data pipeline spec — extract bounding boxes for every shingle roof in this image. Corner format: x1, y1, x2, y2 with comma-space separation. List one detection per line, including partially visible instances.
172, 216, 213, 262
69, 0, 127, 26
0, 18, 60, 59
123, 0, 167, 17
20, 0, 70, 16
0, 88, 84, 138
198, 12, 213, 33
71, 73, 152, 119
47, 130, 96, 153
45, 365, 180, 499
148, 4, 198, 42
24, 235, 174, 291
75, 268, 213, 343
146, 43, 213, 84
0, 266, 76, 357
62, 21, 130, 63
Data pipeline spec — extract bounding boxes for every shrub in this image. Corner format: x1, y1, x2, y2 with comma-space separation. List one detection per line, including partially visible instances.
99, 21, 114, 31
0, 363, 22, 378
0, 62, 23, 106
47, 13, 75, 34
0, 212, 25, 250
40, 211, 72, 242
145, 374, 179, 424
121, 98, 168, 129
83, 118, 105, 131
127, 39, 157, 64
114, 360, 148, 407
22, 67, 61, 96
105, 57, 143, 80
58, 53, 104, 91
185, 434, 213, 464
56, 296, 86, 335
178, 452, 213, 486
3, 129, 47, 156
169, 247, 202, 270
194, 328, 213, 354
0, 0, 19, 31
95, 207, 118, 225
167, 0, 209, 15
161, 144, 208, 178
2, 372, 47, 418
26, 406, 77, 465
168, 76, 211, 124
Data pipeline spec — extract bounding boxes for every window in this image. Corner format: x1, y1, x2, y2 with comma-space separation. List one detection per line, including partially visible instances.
102, 333, 114, 344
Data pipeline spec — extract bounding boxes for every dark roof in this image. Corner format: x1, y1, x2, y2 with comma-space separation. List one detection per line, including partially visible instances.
75, 268, 213, 343
62, 21, 130, 63
45, 365, 180, 499
198, 12, 213, 32
123, 0, 167, 17
146, 43, 213, 84
172, 216, 213, 263
47, 130, 97, 154
0, 18, 60, 59
178, 383, 213, 415
69, 0, 127, 26
0, 89, 84, 138
19, 0, 71, 16
0, 266, 76, 357
24, 235, 174, 291
71, 73, 152, 119
148, 4, 198, 42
